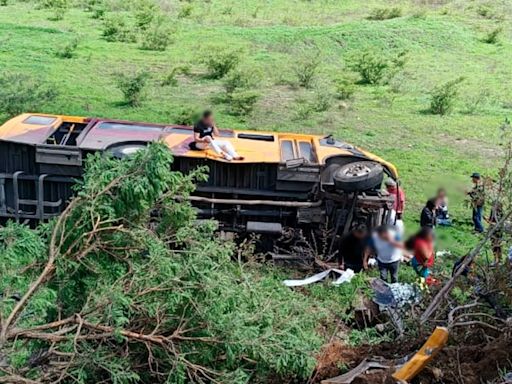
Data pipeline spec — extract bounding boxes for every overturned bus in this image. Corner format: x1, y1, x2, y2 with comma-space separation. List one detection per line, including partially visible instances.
0, 113, 398, 249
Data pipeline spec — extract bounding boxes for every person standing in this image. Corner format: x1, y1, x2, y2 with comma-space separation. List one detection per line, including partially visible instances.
372, 226, 404, 283
468, 172, 485, 233
338, 225, 370, 273
420, 198, 437, 228
385, 179, 405, 237
410, 227, 435, 278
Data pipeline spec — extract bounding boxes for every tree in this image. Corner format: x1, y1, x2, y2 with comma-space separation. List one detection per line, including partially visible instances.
0, 143, 325, 383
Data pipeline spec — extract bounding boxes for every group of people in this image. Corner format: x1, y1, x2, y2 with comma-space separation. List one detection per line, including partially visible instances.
338, 170, 508, 284
337, 221, 435, 284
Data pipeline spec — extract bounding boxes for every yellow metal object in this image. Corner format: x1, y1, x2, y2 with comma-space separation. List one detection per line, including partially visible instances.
0, 113, 398, 178
392, 327, 449, 382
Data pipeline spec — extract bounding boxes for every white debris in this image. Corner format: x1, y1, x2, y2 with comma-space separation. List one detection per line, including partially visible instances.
283, 268, 355, 287
436, 249, 451, 257
333, 269, 355, 285
387, 282, 421, 308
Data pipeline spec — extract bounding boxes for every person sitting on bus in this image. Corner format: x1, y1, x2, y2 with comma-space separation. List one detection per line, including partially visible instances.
193, 110, 243, 161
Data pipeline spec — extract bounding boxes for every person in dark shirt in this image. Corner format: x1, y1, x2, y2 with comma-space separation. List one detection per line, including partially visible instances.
338, 225, 370, 273
420, 198, 437, 228
467, 172, 485, 233
193, 110, 243, 161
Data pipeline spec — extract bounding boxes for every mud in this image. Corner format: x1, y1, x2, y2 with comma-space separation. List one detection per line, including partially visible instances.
314, 336, 512, 384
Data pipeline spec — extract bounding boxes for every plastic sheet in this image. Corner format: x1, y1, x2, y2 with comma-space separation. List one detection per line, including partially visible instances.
283, 268, 355, 287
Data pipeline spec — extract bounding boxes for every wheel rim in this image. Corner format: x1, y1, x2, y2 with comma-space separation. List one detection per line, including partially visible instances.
341, 163, 372, 178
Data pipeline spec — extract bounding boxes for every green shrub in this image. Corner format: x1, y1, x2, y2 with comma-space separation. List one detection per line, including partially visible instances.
463, 88, 491, 114
334, 77, 356, 100
171, 105, 200, 125
161, 65, 191, 86
92, 6, 106, 19
223, 65, 262, 93
293, 87, 333, 120
292, 50, 321, 88
55, 36, 80, 58
476, 4, 497, 19
133, 0, 159, 30
102, 14, 136, 43
82, 0, 102, 12
202, 47, 242, 79
39, 0, 69, 20
312, 89, 333, 112
114, 70, 150, 106
429, 77, 464, 115
367, 7, 402, 20
481, 27, 502, 44
226, 90, 260, 116
177, 3, 193, 18
0, 0, 8, 6
348, 49, 407, 85
0, 72, 58, 117
139, 17, 173, 51
294, 98, 315, 120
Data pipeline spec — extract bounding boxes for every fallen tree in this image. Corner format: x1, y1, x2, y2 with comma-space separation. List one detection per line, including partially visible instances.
0, 143, 327, 383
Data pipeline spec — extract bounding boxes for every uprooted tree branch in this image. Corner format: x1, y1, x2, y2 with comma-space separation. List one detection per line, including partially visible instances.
0, 143, 327, 384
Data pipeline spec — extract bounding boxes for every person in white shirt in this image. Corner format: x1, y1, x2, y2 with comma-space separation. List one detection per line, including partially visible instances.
372, 226, 404, 283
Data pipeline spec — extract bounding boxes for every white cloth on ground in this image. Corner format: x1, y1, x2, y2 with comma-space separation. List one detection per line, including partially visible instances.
283, 268, 355, 287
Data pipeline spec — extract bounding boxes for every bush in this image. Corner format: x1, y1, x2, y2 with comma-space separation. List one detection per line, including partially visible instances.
429, 77, 464, 115
171, 105, 200, 125
85, 0, 107, 19
139, 17, 173, 51
367, 7, 402, 20
312, 88, 333, 112
348, 49, 407, 85
481, 27, 502, 44
0, 72, 58, 117
294, 98, 315, 120
202, 47, 242, 79
161, 64, 191, 86
114, 70, 150, 106
55, 36, 80, 58
39, 0, 69, 20
226, 90, 260, 116
463, 88, 491, 114
293, 88, 333, 120
0, 0, 8, 6
177, 3, 193, 18
292, 50, 321, 88
223, 65, 262, 93
133, 0, 159, 30
334, 77, 356, 100
102, 14, 136, 43
476, 4, 497, 19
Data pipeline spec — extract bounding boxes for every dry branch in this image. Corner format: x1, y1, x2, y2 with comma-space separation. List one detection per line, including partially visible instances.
420, 209, 512, 324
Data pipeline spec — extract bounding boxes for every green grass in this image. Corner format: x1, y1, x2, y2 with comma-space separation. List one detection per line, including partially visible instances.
0, 0, 510, 264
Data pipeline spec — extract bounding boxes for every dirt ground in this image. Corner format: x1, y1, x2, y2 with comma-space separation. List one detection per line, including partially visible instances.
314, 333, 512, 384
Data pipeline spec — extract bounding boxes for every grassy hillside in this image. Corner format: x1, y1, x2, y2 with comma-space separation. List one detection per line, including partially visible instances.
0, 0, 511, 255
